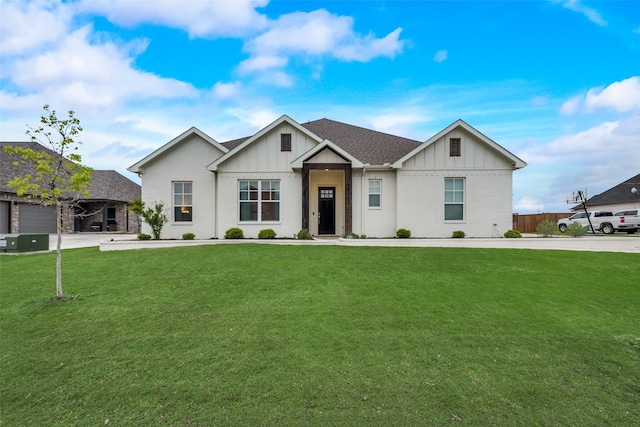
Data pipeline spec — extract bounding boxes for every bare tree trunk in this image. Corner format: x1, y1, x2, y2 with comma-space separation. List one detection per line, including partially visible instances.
56, 201, 63, 299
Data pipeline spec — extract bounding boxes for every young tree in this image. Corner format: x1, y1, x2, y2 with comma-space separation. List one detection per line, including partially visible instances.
3, 105, 93, 300
128, 198, 168, 240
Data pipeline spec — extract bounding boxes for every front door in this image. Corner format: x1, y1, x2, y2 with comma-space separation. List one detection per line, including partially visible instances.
318, 187, 335, 235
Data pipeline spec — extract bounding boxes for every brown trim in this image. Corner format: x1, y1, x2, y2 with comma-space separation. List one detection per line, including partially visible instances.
301, 163, 352, 234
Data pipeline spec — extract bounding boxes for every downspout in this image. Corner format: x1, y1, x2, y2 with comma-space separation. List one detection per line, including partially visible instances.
214, 171, 218, 239
361, 165, 366, 236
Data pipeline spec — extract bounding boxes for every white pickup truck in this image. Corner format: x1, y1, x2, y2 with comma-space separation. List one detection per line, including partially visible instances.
557, 211, 614, 233
611, 209, 640, 234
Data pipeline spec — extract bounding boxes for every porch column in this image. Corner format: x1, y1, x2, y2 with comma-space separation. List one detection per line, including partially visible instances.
302, 164, 310, 231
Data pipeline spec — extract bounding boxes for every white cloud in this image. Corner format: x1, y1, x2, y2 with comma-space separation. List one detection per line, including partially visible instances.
228, 108, 281, 130
4, 25, 198, 110
0, 0, 72, 56
433, 50, 448, 63
557, 0, 607, 26
213, 82, 242, 99
77, 0, 269, 38
238, 55, 288, 73
584, 77, 640, 112
517, 116, 640, 196
370, 112, 429, 137
514, 196, 545, 213
243, 9, 405, 64
560, 94, 583, 115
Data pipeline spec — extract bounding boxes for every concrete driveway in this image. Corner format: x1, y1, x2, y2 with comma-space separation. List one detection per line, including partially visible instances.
36, 232, 640, 253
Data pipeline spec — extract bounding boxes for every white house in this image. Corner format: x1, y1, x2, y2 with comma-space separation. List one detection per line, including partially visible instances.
128, 116, 526, 239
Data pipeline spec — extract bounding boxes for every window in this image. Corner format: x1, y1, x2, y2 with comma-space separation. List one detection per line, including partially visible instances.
281, 133, 292, 152
173, 181, 193, 222
239, 180, 280, 222
450, 138, 461, 157
444, 178, 464, 220
369, 179, 381, 207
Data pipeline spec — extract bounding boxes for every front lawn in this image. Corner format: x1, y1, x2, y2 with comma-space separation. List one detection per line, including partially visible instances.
1, 245, 638, 425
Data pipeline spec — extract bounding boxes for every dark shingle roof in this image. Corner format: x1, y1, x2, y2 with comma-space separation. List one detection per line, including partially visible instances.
219, 118, 423, 165
584, 173, 640, 206
86, 170, 141, 202
1, 141, 140, 202
302, 119, 422, 165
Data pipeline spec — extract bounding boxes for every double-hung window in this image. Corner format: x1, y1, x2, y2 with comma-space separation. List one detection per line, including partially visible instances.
368, 179, 381, 208
173, 181, 193, 222
239, 180, 280, 222
444, 178, 464, 221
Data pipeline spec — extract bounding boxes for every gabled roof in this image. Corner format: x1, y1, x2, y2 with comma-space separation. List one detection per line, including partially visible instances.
128, 126, 228, 173
1, 141, 59, 193
290, 140, 364, 169
392, 119, 527, 169
301, 118, 422, 165
581, 173, 640, 207
208, 115, 323, 171
1, 141, 140, 202
86, 170, 141, 202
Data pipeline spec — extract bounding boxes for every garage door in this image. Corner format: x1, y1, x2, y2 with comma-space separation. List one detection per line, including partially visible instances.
19, 203, 57, 233
0, 201, 9, 233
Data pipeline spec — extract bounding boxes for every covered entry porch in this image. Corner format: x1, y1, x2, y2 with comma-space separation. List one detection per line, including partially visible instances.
301, 163, 352, 237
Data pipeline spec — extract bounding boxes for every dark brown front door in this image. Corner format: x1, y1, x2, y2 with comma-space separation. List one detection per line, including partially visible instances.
318, 187, 335, 235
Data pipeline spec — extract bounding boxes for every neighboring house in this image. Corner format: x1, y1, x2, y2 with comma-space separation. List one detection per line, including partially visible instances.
0, 141, 141, 234
128, 116, 527, 239
572, 173, 640, 213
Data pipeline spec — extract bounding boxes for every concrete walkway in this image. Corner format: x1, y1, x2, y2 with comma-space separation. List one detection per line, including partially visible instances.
46, 232, 640, 253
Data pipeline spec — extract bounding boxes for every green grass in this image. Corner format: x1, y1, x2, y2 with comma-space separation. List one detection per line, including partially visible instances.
1, 245, 639, 426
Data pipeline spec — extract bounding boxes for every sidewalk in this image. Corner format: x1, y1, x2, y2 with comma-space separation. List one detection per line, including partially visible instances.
83, 233, 640, 253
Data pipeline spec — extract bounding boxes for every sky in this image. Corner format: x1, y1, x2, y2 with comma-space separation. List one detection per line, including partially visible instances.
1, 0, 639, 214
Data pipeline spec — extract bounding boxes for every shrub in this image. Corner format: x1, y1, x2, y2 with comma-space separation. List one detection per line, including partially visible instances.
296, 229, 313, 240
503, 229, 522, 238
224, 227, 244, 239
258, 229, 276, 239
536, 220, 558, 237
137, 233, 151, 240
396, 228, 411, 238
452, 230, 466, 238
128, 198, 168, 240
342, 232, 366, 239
182, 233, 196, 240
567, 221, 587, 237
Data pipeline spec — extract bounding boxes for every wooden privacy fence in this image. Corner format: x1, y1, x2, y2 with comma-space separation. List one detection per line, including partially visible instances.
512, 213, 571, 234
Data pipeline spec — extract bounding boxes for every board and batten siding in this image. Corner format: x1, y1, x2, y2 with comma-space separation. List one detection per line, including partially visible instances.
401, 129, 515, 171
218, 123, 318, 173
140, 135, 224, 239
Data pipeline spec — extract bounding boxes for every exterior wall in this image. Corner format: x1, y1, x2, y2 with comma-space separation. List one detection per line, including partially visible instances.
216, 172, 301, 239
351, 169, 397, 237
397, 127, 516, 237
214, 123, 326, 239
139, 135, 224, 239
397, 170, 512, 237
579, 202, 640, 214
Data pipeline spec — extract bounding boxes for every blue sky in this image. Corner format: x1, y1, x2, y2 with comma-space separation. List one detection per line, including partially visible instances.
1, 0, 639, 213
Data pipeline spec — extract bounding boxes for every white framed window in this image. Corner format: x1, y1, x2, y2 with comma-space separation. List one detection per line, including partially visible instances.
239, 180, 280, 222
368, 179, 381, 208
173, 181, 193, 222
444, 178, 464, 221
